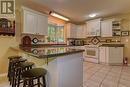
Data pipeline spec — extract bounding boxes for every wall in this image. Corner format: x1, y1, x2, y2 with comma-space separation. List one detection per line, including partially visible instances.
0, 36, 19, 74
0, 0, 48, 75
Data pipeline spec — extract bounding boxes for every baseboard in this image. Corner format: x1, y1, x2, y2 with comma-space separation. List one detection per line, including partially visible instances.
0, 73, 7, 77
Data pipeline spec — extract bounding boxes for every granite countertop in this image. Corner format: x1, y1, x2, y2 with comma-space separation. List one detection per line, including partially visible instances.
100, 44, 124, 47
19, 44, 85, 48
19, 46, 84, 58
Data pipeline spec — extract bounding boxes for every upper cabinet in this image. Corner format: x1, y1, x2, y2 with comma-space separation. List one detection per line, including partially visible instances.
22, 7, 48, 35
67, 23, 86, 38
76, 25, 86, 38
101, 19, 113, 37
86, 18, 101, 37
37, 14, 48, 35
67, 23, 77, 38
101, 19, 121, 37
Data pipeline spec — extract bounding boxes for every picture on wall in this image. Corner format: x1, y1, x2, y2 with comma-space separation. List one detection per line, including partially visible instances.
121, 31, 129, 36
0, 18, 15, 36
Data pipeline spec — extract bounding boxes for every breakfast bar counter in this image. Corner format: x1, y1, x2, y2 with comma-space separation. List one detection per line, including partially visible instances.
11, 46, 84, 87
19, 46, 84, 58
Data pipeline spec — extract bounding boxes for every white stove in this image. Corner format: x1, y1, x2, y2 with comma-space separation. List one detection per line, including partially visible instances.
84, 45, 100, 63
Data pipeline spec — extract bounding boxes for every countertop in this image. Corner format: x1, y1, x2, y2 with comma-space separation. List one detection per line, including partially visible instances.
100, 44, 124, 47
18, 46, 84, 58
19, 44, 85, 48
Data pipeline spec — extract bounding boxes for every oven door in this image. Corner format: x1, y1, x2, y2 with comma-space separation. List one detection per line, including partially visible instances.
85, 47, 99, 58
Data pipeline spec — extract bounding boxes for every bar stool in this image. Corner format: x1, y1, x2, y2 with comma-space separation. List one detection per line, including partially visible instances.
8, 56, 27, 85
22, 68, 47, 87
8, 56, 22, 78
12, 62, 35, 87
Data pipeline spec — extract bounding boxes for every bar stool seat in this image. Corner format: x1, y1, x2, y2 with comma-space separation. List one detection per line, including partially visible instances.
8, 56, 22, 60
18, 62, 34, 69
22, 68, 47, 87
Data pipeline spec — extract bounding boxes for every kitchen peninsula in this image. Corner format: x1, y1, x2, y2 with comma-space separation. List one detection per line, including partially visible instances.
12, 46, 84, 87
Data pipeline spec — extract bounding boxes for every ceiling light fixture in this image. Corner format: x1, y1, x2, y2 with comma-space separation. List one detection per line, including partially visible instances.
50, 11, 69, 21
89, 14, 97, 18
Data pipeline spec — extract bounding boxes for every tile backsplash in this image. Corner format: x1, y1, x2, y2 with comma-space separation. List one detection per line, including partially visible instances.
21, 34, 46, 45
85, 36, 121, 45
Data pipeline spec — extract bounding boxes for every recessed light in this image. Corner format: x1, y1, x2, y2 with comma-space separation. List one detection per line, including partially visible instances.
89, 14, 97, 18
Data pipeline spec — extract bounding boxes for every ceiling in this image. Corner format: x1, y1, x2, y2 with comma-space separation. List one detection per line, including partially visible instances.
31, 0, 130, 22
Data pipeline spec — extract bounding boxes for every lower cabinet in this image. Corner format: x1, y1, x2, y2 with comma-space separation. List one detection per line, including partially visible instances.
99, 47, 106, 63
99, 47, 123, 65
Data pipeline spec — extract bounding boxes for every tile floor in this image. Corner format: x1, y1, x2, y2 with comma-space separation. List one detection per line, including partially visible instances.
1, 62, 130, 87
83, 62, 130, 87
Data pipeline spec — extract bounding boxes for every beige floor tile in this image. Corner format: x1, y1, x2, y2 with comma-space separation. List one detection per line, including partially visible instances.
100, 79, 118, 87
119, 79, 130, 87
121, 75, 130, 81
85, 80, 100, 87
118, 83, 129, 87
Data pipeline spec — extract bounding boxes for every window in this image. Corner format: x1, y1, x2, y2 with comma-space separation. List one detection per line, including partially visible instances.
48, 22, 64, 43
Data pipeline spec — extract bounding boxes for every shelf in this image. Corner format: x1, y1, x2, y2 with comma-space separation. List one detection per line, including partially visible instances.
0, 28, 15, 36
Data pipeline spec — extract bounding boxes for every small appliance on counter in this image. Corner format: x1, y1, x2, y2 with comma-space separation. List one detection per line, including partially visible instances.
67, 39, 85, 46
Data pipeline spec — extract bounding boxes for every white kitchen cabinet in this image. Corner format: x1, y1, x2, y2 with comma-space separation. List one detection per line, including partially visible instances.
99, 47, 106, 63
37, 14, 48, 35
22, 7, 48, 35
86, 18, 101, 37
107, 47, 123, 65
101, 19, 113, 37
23, 9, 37, 34
99, 46, 123, 65
101, 19, 121, 37
76, 25, 86, 38
67, 23, 86, 38
67, 23, 77, 38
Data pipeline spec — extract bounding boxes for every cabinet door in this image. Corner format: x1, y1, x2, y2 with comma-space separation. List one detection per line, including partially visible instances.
101, 20, 113, 37
37, 14, 48, 35
76, 25, 85, 38
86, 21, 92, 36
67, 23, 77, 38
93, 20, 101, 36
86, 19, 101, 37
99, 47, 106, 63
23, 10, 37, 34
108, 47, 123, 64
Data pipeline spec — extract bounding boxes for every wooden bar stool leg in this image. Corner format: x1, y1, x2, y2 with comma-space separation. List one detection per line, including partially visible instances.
12, 73, 15, 87
42, 76, 46, 87
29, 79, 33, 87
23, 79, 27, 87
12, 77, 16, 87
37, 78, 41, 87
31, 79, 34, 87
17, 69, 21, 87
